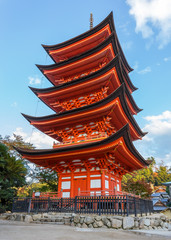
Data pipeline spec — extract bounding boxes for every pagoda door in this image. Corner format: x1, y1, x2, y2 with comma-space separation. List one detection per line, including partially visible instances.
73, 178, 87, 196
111, 179, 116, 195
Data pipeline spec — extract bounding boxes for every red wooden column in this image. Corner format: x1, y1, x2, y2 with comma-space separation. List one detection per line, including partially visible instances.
70, 172, 74, 198
86, 171, 90, 195
58, 174, 62, 197
108, 171, 112, 194
101, 169, 105, 195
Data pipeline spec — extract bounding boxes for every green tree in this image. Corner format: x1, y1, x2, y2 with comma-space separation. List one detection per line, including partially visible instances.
122, 157, 156, 187
155, 164, 171, 186
0, 134, 58, 194
0, 143, 27, 211
122, 157, 171, 197
0, 134, 34, 159
122, 178, 152, 198
30, 167, 58, 192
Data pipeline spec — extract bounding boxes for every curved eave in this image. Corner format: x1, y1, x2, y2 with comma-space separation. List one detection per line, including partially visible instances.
42, 12, 114, 52
42, 12, 132, 73
37, 33, 132, 83
116, 37, 133, 72
22, 84, 146, 138
33, 54, 137, 92
37, 33, 117, 72
14, 124, 148, 168
30, 55, 140, 113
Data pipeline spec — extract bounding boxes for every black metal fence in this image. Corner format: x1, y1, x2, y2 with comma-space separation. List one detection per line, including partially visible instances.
12, 195, 153, 216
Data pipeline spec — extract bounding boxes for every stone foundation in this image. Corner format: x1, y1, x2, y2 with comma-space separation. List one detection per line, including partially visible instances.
0, 212, 171, 231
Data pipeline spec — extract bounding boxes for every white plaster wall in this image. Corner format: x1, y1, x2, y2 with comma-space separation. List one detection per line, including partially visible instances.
105, 180, 109, 189
62, 192, 70, 198
61, 181, 71, 189
90, 179, 101, 188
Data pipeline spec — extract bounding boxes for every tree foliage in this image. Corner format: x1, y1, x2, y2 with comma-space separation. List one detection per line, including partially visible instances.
0, 134, 58, 201
0, 143, 27, 211
122, 157, 171, 198
29, 167, 58, 192
154, 165, 171, 186
122, 178, 152, 198
17, 183, 51, 197
0, 134, 34, 159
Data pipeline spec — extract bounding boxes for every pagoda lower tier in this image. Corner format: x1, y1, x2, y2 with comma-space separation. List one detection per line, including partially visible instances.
15, 125, 149, 198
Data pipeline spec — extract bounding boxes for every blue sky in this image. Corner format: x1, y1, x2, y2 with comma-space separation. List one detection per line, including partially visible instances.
0, 0, 171, 166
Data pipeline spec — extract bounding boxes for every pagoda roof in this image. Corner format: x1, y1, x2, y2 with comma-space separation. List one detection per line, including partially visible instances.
15, 124, 148, 172
37, 33, 133, 86
22, 84, 146, 141
30, 55, 139, 114
42, 12, 114, 52
42, 12, 132, 72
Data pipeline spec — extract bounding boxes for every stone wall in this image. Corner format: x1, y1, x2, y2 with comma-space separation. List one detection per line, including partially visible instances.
0, 212, 171, 231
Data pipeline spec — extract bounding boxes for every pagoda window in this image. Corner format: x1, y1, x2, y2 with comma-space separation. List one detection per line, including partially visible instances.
62, 192, 70, 198
72, 160, 81, 163
91, 179, 101, 188
105, 180, 109, 189
61, 181, 71, 189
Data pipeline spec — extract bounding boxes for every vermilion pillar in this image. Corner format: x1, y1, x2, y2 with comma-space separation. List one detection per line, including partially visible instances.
101, 169, 105, 195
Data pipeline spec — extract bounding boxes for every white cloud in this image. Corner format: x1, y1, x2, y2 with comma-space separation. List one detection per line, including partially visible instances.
122, 41, 133, 50
143, 111, 171, 135
138, 66, 151, 74
135, 110, 171, 166
13, 127, 27, 139
155, 152, 171, 168
164, 57, 171, 62
133, 61, 139, 71
13, 127, 54, 149
126, 0, 171, 48
119, 22, 131, 36
11, 102, 17, 107
28, 76, 41, 85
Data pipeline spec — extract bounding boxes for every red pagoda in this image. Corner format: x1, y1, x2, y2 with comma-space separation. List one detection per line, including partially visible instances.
16, 12, 148, 198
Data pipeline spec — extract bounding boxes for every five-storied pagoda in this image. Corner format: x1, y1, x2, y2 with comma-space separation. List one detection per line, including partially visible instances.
16, 12, 148, 198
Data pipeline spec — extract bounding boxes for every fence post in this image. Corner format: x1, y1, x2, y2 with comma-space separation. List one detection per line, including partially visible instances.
144, 200, 147, 216
61, 197, 63, 212
48, 197, 50, 212
74, 196, 77, 214
140, 199, 142, 217
125, 195, 129, 216
99, 196, 101, 216
134, 197, 137, 217
12, 198, 16, 213
28, 197, 31, 213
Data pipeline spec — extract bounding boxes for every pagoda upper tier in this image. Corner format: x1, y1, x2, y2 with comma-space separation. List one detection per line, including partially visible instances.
37, 33, 134, 86
31, 55, 139, 114
22, 84, 146, 144
42, 12, 132, 73
15, 125, 148, 175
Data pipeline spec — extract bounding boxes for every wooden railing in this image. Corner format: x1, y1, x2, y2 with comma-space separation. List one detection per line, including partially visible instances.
12, 195, 153, 216
32, 190, 140, 199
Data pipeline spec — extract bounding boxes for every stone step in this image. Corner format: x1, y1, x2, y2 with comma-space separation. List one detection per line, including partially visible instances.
34, 221, 64, 225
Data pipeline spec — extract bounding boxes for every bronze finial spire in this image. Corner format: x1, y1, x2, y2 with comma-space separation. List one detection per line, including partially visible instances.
90, 13, 93, 29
